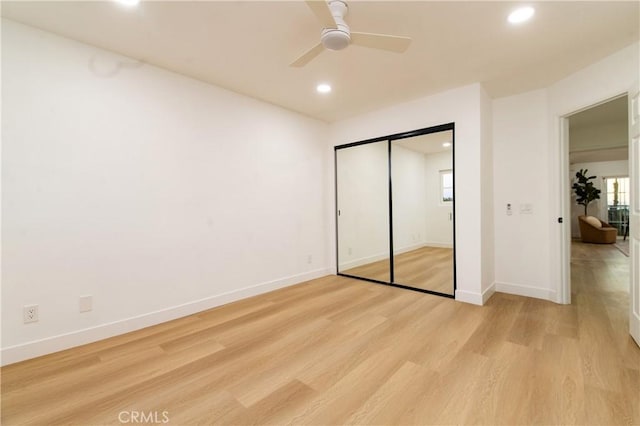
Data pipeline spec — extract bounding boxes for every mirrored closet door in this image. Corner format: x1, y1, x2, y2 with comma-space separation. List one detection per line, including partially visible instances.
391, 130, 454, 295
336, 140, 390, 283
335, 123, 455, 297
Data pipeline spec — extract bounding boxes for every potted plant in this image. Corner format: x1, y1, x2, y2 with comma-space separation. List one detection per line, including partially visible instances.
572, 168, 601, 215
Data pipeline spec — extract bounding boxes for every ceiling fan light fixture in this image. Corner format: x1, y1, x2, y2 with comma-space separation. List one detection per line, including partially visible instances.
508, 6, 535, 24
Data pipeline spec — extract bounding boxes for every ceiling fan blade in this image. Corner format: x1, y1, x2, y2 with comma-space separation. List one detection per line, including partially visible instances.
350, 32, 412, 53
290, 42, 325, 67
305, 0, 337, 29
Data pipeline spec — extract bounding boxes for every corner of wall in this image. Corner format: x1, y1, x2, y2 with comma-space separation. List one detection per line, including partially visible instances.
480, 84, 495, 293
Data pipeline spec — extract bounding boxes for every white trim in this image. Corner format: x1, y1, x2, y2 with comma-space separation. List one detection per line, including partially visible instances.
1, 268, 331, 366
423, 241, 454, 249
338, 242, 434, 271
455, 289, 485, 305
393, 243, 431, 255
631, 309, 640, 345
559, 116, 572, 304
482, 283, 496, 304
495, 281, 557, 302
339, 251, 391, 271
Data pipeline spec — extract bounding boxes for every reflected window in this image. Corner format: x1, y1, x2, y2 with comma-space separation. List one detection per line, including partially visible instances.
440, 170, 453, 203
604, 176, 629, 236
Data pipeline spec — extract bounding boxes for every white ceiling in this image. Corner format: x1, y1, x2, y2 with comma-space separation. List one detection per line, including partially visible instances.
568, 96, 629, 164
2, 1, 639, 122
569, 95, 628, 130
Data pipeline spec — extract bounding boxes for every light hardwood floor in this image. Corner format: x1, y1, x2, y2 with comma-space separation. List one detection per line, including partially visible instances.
2, 242, 639, 425
341, 246, 454, 294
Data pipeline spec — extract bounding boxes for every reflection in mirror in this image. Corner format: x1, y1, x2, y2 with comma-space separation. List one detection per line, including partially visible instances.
336, 141, 390, 282
391, 130, 454, 294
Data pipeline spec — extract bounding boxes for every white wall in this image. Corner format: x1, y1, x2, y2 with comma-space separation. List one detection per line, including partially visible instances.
329, 83, 491, 305
491, 41, 638, 303
423, 151, 453, 246
392, 144, 429, 252
569, 160, 629, 237
1, 20, 330, 364
493, 89, 552, 300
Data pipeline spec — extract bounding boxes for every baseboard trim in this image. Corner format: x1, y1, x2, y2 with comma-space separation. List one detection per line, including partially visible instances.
1, 268, 331, 366
338, 242, 426, 271
631, 311, 640, 347
395, 242, 429, 254
482, 282, 496, 304
454, 283, 495, 306
494, 281, 557, 302
339, 241, 454, 271
339, 252, 389, 271
423, 241, 454, 249
454, 289, 483, 305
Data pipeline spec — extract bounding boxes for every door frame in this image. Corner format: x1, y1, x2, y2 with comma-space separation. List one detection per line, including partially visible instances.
559, 92, 630, 304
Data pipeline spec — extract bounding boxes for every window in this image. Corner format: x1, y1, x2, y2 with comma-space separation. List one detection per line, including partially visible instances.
604, 176, 629, 236
440, 170, 453, 203
605, 176, 629, 206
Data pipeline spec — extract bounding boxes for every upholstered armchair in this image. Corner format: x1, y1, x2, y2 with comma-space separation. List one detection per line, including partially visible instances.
578, 215, 617, 244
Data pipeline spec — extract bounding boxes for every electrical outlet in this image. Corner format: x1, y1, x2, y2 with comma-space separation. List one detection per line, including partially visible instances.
79, 295, 92, 313
348, 247, 352, 255
307, 255, 313, 264
23, 304, 39, 324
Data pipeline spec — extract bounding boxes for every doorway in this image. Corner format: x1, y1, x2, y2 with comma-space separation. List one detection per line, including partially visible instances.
562, 95, 629, 301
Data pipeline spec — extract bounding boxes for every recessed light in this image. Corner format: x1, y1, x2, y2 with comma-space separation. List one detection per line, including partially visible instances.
443, 142, 452, 148
316, 83, 332, 94
508, 6, 535, 24
115, 0, 140, 7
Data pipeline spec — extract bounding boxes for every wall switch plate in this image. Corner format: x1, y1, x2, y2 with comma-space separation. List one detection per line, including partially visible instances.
507, 203, 512, 216
79, 295, 92, 313
23, 304, 39, 323
520, 203, 533, 214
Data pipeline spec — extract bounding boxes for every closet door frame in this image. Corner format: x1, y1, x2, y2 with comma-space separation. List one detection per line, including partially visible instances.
335, 122, 456, 298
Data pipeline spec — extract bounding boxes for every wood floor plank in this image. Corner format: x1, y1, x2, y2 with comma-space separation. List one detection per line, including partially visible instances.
345, 360, 437, 425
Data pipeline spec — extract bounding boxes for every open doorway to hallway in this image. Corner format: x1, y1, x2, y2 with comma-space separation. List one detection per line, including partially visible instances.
567, 95, 630, 300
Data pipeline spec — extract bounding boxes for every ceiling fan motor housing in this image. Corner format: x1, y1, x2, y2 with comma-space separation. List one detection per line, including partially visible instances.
321, 28, 350, 50
321, 0, 350, 51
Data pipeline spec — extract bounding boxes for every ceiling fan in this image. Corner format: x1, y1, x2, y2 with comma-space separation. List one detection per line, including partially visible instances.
291, 0, 412, 67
